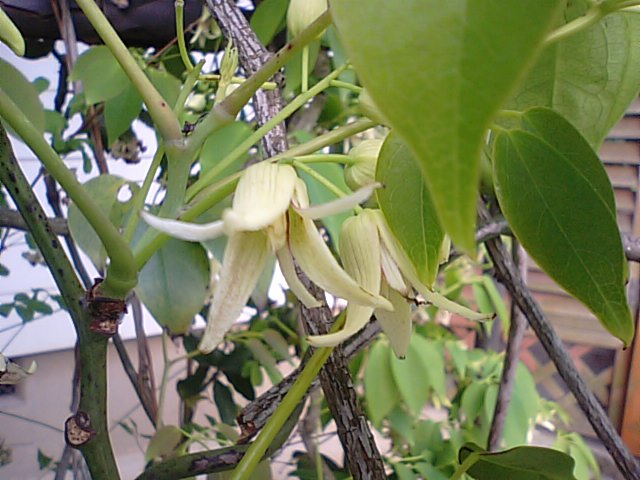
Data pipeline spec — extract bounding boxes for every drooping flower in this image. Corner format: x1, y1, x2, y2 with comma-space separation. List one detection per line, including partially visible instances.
142, 162, 391, 353
287, 0, 328, 38
306, 209, 491, 358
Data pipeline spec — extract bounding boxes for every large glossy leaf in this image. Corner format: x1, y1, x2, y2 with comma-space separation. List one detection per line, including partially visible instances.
458, 443, 577, 480
376, 132, 444, 287
68, 175, 137, 270
0, 58, 45, 133
364, 341, 400, 426
331, 0, 563, 252
506, 1, 640, 148
136, 237, 209, 335
70, 46, 130, 104
493, 108, 632, 345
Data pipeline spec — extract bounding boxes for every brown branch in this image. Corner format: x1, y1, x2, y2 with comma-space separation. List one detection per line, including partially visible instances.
205, 2, 385, 478
487, 242, 528, 451
480, 209, 640, 480
0, 206, 69, 234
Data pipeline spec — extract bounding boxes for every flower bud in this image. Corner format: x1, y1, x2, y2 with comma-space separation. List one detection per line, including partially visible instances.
358, 89, 389, 125
287, 0, 328, 38
345, 139, 383, 190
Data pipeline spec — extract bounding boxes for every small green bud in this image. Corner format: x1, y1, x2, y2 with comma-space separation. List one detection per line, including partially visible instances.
358, 89, 389, 125
287, 0, 328, 38
0, 7, 25, 56
345, 139, 383, 190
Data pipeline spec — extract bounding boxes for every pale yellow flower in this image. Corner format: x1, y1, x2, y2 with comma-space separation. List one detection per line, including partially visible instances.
142, 162, 391, 353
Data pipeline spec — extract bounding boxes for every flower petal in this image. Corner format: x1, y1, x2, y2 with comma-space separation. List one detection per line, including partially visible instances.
373, 210, 492, 322
375, 280, 412, 359
141, 211, 224, 241
339, 211, 381, 291
380, 242, 411, 297
198, 231, 271, 353
288, 211, 392, 310
295, 182, 382, 220
306, 304, 374, 347
223, 162, 297, 232
276, 246, 322, 308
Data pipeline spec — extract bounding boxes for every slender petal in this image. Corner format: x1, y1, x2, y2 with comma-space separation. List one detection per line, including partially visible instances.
307, 304, 374, 347
375, 280, 412, 359
141, 211, 224, 241
223, 162, 297, 233
373, 210, 492, 321
380, 242, 411, 297
276, 245, 322, 308
288, 211, 392, 310
198, 231, 271, 353
339, 212, 381, 291
295, 183, 382, 220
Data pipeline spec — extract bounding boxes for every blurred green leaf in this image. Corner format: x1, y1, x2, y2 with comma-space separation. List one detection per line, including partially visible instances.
364, 341, 400, 426
70, 46, 130, 104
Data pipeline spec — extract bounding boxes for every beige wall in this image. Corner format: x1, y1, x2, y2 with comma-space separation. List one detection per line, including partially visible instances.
0, 335, 186, 479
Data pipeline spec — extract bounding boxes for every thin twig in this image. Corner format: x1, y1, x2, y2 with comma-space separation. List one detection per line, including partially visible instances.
487, 242, 528, 451
480, 207, 640, 480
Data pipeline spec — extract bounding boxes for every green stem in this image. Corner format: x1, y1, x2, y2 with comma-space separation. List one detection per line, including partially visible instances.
302, 45, 309, 93
284, 153, 353, 165
0, 88, 136, 298
200, 74, 278, 90
0, 125, 120, 479
75, 0, 182, 141
230, 344, 335, 480
157, 332, 170, 427
293, 160, 348, 199
175, 0, 195, 72
187, 10, 333, 154
176, 60, 206, 120
269, 118, 377, 163
450, 453, 479, 480
123, 144, 164, 243
329, 80, 362, 94
187, 65, 346, 200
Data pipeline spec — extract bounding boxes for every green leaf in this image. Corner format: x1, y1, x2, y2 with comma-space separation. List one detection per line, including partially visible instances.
394, 462, 417, 480
0, 303, 12, 317
136, 237, 209, 335
0, 263, 8, 276
250, 0, 288, 45
37, 449, 53, 470
70, 46, 131, 104
458, 443, 577, 480
461, 382, 488, 426
376, 132, 444, 288
146, 67, 181, 108
214, 380, 238, 425
0, 58, 45, 133
245, 338, 283, 384
412, 335, 447, 401
68, 175, 136, 270
104, 83, 142, 146
262, 329, 291, 363
493, 108, 633, 345
506, 1, 640, 148
199, 122, 254, 180
145, 425, 182, 462
331, 0, 563, 252
390, 335, 433, 415
364, 341, 400, 426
